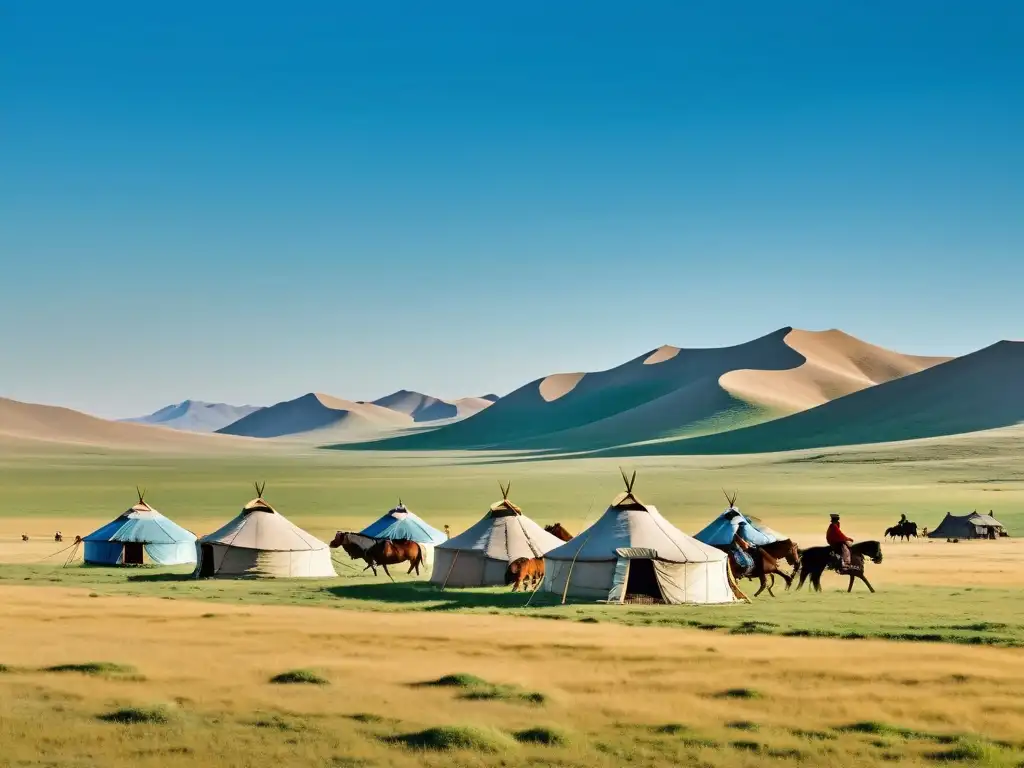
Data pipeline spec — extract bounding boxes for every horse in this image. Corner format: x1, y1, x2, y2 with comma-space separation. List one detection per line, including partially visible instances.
545, 523, 573, 542
54, 532, 63, 543
726, 539, 801, 597
885, 521, 917, 541
796, 540, 883, 593
505, 557, 544, 591
329, 532, 425, 578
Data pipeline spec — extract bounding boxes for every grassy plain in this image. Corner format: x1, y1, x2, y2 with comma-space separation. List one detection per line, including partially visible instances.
1, 429, 1023, 765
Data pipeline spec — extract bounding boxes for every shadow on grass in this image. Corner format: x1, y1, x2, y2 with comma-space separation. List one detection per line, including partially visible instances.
327, 581, 565, 611
126, 573, 196, 583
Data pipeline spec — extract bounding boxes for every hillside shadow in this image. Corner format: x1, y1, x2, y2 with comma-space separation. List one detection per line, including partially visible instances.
326, 581, 564, 611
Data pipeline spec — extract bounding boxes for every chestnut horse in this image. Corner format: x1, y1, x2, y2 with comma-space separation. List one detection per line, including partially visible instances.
330, 532, 425, 579
505, 557, 544, 591
544, 523, 573, 542
727, 539, 801, 597
796, 540, 883, 593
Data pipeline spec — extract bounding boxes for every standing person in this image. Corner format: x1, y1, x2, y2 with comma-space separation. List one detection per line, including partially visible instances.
826, 513, 855, 572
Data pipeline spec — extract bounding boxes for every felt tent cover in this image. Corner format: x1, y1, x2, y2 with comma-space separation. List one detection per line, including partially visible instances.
693, 509, 778, 548
360, 504, 446, 544
83, 496, 196, 565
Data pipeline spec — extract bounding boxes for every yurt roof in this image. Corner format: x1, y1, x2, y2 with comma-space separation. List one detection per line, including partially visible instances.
83, 490, 196, 545
487, 481, 522, 516
546, 472, 726, 564
198, 483, 328, 552
360, 502, 447, 545
693, 495, 780, 547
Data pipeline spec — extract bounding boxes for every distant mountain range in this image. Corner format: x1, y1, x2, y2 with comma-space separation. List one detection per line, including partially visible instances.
123, 400, 263, 433
4, 327, 1022, 455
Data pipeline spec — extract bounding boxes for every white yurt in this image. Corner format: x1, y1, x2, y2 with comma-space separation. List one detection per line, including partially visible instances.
193, 483, 336, 578
544, 471, 737, 604
430, 483, 563, 588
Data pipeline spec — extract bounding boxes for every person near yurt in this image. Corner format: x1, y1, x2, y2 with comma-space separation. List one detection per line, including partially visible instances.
430, 482, 563, 588
544, 471, 739, 604
193, 483, 336, 578
359, 499, 446, 571
693, 492, 781, 551
83, 488, 196, 566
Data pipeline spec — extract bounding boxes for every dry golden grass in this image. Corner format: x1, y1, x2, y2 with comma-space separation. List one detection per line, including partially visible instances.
1, 586, 1023, 767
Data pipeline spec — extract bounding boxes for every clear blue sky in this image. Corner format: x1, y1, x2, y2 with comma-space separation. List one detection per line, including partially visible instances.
3, 1, 1022, 418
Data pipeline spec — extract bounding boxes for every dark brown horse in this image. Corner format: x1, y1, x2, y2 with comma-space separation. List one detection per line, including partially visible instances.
544, 523, 573, 542
505, 557, 544, 591
329, 532, 425, 579
727, 539, 801, 597
796, 540, 883, 593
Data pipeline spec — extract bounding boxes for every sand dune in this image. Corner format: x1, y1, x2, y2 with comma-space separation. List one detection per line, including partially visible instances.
372, 390, 495, 422
721, 329, 950, 412
0, 397, 258, 453
610, 340, 1024, 456
218, 392, 412, 440
345, 327, 951, 453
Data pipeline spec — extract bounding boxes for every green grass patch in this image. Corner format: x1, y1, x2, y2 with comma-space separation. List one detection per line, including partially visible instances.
714, 687, 762, 700
727, 720, 760, 732
98, 705, 172, 724
269, 669, 329, 685
45, 662, 138, 678
512, 726, 569, 746
651, 723, 689, 735
420, 673, 545, 705
385, 725, 516, 752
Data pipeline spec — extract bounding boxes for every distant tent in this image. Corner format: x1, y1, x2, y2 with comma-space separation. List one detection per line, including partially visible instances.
430, 482, 563, 588
928, 511, 1008, 540
544, 471, 735, 604
193, 483, 336, 578
360, 500, 446, 570
83, 489, 196, 566
693, 492, 780, 548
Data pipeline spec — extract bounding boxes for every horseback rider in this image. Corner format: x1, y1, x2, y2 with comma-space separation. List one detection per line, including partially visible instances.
730, 520, 755, 575
826, 513, 855, 573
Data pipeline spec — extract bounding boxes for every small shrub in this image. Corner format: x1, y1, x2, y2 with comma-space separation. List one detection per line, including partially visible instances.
270, 669, 329, 686
46, 662, 137, 677
652, 723, 688, 735
727, 721, 760, 732
425, 673, 487, 688
513, 726, 569, 746
731, 740, 762, 752
385, 725, 516, 753
926, 736, 1008, 763
99, 705, 171, 724
421, 673, 545, 705
715, 688, 762, 700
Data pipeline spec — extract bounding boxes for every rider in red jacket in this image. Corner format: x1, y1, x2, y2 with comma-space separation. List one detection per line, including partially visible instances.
826, 513, 854, 571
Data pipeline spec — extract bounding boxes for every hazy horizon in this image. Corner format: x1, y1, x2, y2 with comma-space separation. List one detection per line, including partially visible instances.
4, 2, 1021, 418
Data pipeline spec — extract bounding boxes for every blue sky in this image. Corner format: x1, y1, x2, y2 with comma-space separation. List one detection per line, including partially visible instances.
3, 1, 1022, 418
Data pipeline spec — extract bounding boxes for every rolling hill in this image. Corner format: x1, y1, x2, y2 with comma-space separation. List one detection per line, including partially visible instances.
340, 327, 949, 452
604, 340, 1024, 456
123, 400, 263, 432
0, 397, 258, 453
217, 392, 413, 440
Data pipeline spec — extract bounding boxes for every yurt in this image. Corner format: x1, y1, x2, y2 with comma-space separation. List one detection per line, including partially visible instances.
430, 483, 563, 588
694, 492, 781, 549
360, 500, 447, 570
928, 511, 1008, 540
83, 489, 196, 566
193, 483, 336, 578
544, 471, 736, 604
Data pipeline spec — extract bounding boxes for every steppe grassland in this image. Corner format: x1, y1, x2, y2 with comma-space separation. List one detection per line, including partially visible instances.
1, 431, 1023, 765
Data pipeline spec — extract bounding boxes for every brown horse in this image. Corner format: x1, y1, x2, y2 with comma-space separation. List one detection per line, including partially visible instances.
544, 523, 573, 542
796, 540, 883, 593
727, 539, 801, 597
505, 557, 544, 591
329, 532, 425, 579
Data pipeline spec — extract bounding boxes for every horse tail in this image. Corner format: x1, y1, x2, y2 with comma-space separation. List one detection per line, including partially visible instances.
414, 543, 425, 569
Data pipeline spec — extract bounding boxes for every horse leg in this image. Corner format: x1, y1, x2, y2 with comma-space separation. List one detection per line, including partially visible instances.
811, 569, 822, 592
796, 568, 807, 591
858, 573, 876, 593
382, 562, 394, 582
774, 570, 792, 592
848, 574, 855, 592
753, 575, 767, 597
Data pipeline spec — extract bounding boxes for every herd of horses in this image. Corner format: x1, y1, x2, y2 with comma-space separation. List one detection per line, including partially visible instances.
329, 520, 887, 598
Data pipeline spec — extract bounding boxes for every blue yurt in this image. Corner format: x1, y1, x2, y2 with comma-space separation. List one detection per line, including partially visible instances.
693, 494, 780, 549
358, 501, 447, 570
83, 491, 197, 566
